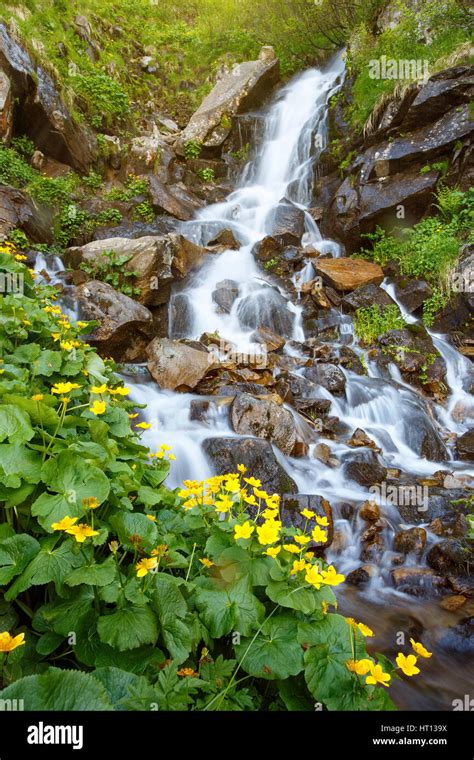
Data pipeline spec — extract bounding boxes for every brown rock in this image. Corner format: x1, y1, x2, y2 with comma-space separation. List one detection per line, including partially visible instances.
146, 338, 217, 391
314, 258, 384, 292
231, 393, 297, 455
346, 565, 376, 585
393, 527, 427, 557
347, 427, 381, 452
360, 501, 381, 522
440, 595, 467, 612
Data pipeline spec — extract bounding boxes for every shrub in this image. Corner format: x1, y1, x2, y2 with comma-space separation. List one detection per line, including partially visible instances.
0, 243, 431, 710
79, 249, 140, 297
354, 304, 406, 345
70, 73, 130, 129
184, 140, 202, 160
197, 167, 215, 183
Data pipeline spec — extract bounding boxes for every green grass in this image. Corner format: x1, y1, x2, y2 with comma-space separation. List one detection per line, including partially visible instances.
354, 304, 406, 345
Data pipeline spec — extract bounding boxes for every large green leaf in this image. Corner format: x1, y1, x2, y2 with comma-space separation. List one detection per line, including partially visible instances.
110, 511, 157, 550
195, 575, 265, 638
234, 614, 304, 680
5, 540, 83, 600
31, 450, 110, 530
92, 667, 155, 711
0, 405, 34, 443
97, 606, 158, 651
3, 395, 60, 427
152, 575, 191, 664
0, 668, 113, 710
35, 349, 62, 377
0, 443, 43, 488
66, 556, 117, 588
266, 579, 325, 615
0, 533, 41, 584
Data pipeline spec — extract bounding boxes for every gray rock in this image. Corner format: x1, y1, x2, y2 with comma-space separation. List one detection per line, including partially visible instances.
146, 338, 216, 391
304, 362, 346, 395
231, 393, 297, 455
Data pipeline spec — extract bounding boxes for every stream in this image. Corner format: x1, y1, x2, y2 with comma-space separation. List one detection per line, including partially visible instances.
37, 52, 474, 710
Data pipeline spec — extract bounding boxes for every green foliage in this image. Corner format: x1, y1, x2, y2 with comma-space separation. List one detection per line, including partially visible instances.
8, 230, 30, 250
132, 201, 154, 223
184, 141, 202, 160
197, 167, 215, 183
79, 250, 140, 297
10, 135, 36, 159
70, 73, 130, 129
82, 171, 104, 192
107, 175, 149, 202
354, 305, 406, 345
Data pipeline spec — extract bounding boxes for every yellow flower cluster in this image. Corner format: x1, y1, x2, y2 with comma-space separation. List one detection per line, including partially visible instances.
0, 240, 27, 262
51, 515, 99, 543
346, 636, 432, 686
149, 443, 176, 461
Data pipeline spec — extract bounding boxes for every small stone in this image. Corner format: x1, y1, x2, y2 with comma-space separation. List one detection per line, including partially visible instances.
440, 595, 467, 612
360, 500, 381, 522
346, 564, 376, 585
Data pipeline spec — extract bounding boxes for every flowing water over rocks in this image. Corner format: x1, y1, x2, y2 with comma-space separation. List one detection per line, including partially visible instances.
40, 53, 474, 709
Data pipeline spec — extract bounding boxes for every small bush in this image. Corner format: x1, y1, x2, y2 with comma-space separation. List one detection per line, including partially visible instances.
354, 304, 406, 345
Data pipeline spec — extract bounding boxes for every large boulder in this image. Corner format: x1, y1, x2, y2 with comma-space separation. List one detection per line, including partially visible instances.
0, 66, 12, 143
314, 258, 384, 292
148, 175, 203, 221
65, 234, 210, 306
342, 283, 395, 311
394, 279, 432, 313
0, 185, 53, 243
202, 436, 298, 494
236, 286, 295, 338
342, 450, 387, 487
146, 338, 217, 391
175, 47, 280, 155
0, 23, 97, 171
304, 363, 346, 395
231, 393, 297, 455
76, 280, 154, 361
456, 430, 474, 462
265, 201, 306, 246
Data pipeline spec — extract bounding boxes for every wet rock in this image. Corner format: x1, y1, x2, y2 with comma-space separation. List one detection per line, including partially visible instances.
427, 539, 471, 574
304, 362, 346, 395
252, 236, 282, 263
212, 279, 239, 313
455, 429, 474, 462
360, 500, 381, 522
391, 567, 447, 596
440, 595, 467, 612
216, 382, 271, 397
146, 338, 216, 391
314, 443, 332, 465
314, 258, 384, 292
346, 565, 376, 586
189, 399, 211, 423
76, 280, 154, 362
447, 576, 474, 598
293, 398, 331, 419
236, 286, 295, 338
148, 175, 202, 221
394, 528, 427, 557
203, 436, 298, 494
207, 228, 240, 249
377, 324, 447, 395
339, 346, 366, 375
251, 327, 285, 352
231, 393, 296, 455
0, 185, 53, 243
169, 292, 194, 338
394, 279, 432, 313
347, 427, 380, 451
341, 283, 395, 312
266, 200, 305, 246
343, 450, 387, 487
0, 66, 12, 143
397, 487, 470, 525
280, 494, 333, 547
360, 534, 384, 562
439, 616, 474, 653
175, 47, 279, 155
65, 234, 209, 306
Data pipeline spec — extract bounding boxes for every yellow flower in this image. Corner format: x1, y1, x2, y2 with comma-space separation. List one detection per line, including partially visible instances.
76, 321, 89, 328
311, 526, 328, 543
237, 464, 247, 473
283, 543, 301, 554
0, 631, 26, 652
366, 663, 391, 687
168, 454, 176, 461
82, 497, 100, 510
261, 507, 278, 519
300, 508, 315, 519
305, 565, 324, 588
51, 516, 79, 531
146, 514, 157, 522
65, 524, 99, 543
177, 667, 198, 677
410, 639, 432, 658
346, 658, 373, 675
357, 622, 374, 637
257, 521, 280, 545
291, 559, 307, 574
294, 534, 311, 545
91, 384, 107, 394
244, 477, 261, 488
110, 386, 129, 396
254, 488, 269, 499
23, 319, 31, 326
31, 393, 44, 401
234, 521, 255, 540
128, 413, 139, 419
14, 254, 27, 261
136, 557, 158, 577
51, 382, 81, 395
215, 496, 233, 514
151, 544, 168, 557
135, 421, 152, 430
396, 653, 420, 676
90, 400, 106, 415
199, 558, 214, 568
315, 515, 329, 527
243, 493, 257, 506
320, 565, 345, 586
60, 341, 75, 351
264, 546, 281, 558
